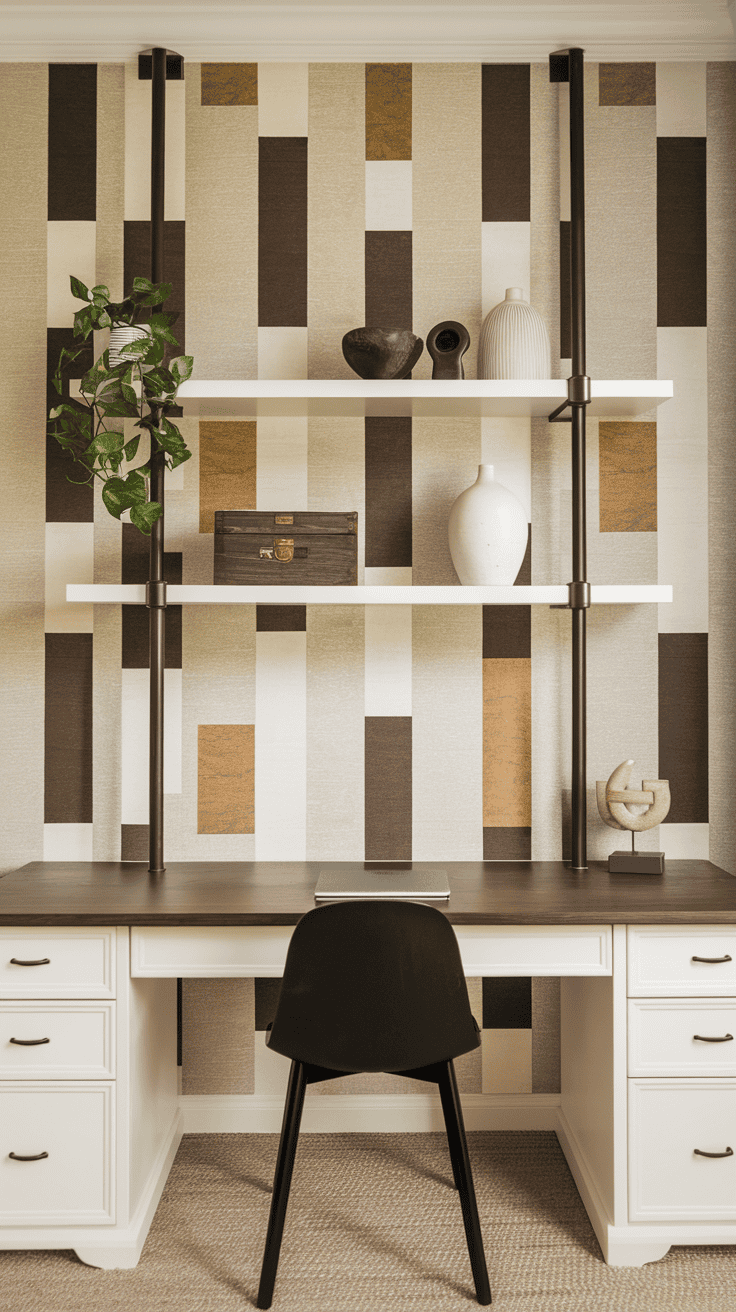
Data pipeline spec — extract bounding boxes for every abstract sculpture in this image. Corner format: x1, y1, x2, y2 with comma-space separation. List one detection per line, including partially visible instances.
596, 759, 671, 873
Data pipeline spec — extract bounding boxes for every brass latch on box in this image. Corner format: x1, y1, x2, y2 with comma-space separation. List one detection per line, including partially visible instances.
259, 538, 295, 563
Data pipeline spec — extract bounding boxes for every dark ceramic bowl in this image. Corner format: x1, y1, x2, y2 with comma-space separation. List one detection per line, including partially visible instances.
342, 328, 424, 380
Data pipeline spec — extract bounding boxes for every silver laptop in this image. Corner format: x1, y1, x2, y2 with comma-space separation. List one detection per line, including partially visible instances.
315, 868, 450, 901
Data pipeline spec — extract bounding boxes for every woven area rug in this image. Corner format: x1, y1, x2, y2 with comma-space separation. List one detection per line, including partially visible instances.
2, 1131, 735, 1311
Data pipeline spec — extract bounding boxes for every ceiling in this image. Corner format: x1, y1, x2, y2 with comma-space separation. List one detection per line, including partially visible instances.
1, 2, 734, 62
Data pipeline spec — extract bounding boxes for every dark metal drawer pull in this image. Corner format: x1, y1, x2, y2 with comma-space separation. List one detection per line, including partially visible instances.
694, 1147, 734, 1159
9, 958, 51, 967
9, 1037, 51, 1046
691, 955, 732, 964
9, 1151, 49, 1162
693, 1034, 733, 1043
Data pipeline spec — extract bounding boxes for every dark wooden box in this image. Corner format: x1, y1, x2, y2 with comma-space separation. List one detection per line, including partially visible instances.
214, 511, 358, 586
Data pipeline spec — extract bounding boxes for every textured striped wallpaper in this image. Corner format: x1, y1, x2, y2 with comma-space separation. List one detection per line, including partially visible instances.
0, 58, 732, 1099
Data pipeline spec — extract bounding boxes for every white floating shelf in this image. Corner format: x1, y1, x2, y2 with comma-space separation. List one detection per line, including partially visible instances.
67, 584, 673, 606
177, 379, 673, 419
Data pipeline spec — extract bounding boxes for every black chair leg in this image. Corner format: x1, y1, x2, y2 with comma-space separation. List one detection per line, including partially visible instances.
437, 1060, 492, 1306
257, 1059, 307, 1310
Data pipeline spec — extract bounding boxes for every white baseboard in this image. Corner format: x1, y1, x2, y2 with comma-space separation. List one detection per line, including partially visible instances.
180, 1092, 561, 1134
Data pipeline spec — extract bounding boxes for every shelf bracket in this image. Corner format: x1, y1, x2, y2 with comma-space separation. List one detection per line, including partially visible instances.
548, 375, 592, 422
146, 580, 168, 609
551, 581, 591, 610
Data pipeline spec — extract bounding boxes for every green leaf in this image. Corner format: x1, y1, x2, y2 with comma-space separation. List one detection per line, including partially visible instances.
101, 479, 131, 519
143, 367, 175, 395
124, 435, 140, 462
89, 432, 125, 456
97, 399, 139, 419
73, 305, 95, 340
121, 383, 138, 407
167, 447, 192, 471
169, 354, 194, 384
96, 310, 112, 329
90, 284, 110, 299
141, 337, 165, 369
117, 336, 150, 358
130, 500, 162, 535
148, 313, 179, 345
70, 276, 90, 301
132, 276, 155, 292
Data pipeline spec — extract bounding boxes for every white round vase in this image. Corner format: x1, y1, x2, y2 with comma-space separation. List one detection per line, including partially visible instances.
478, 287, 551, 379
448, 465, 528, 586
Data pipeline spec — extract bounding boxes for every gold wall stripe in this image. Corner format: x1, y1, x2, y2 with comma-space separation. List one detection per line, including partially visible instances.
197, 724, 255, 835
365, 63, 412, 161
198, 419, 257, 534
599, 63, 656, 107
483, 658, 532, 828
201, 63, 257, 106
599, 421, 657, 533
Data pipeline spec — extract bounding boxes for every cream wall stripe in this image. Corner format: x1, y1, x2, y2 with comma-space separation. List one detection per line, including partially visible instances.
706, 62, 736, 876
412, 416, 481, 586
365, 607, 412, 717
481, 223, 531, 321
256, 409, 308, 511
96, 63, 125, 302
586, 63, 657, 381
257, 63, 308, 137
125, 61, 185, 221
307, 416, 365, 581
257, 327, 308, 380
365, 160, 412, 230
481, 417, 531, 521
93, 472, 122, 861
482, 1031, 532, 1094
412, 64, 482, 379
185, 63, 258, 379
530, 61, 561, 373
308, 63, 364, 380
255, 632, 307, 860
47, 222, 96, 326
661, 822, 709, 860
121, 668, 183, 825
43, 823, 93, 862
0, 64, 46, 874
307, 606, 364, 862
364, 567, 412, 586
412, 606, 482, 861
657, 327, 708, 633
656, 63, 706, 137
45, 524, 94, 633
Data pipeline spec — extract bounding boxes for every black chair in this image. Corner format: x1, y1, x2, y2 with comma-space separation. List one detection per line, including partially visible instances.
256, 899, 492, 1308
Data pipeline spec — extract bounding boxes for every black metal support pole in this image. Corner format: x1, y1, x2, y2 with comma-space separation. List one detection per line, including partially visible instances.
148, 46, 167, 874
568, 47, 588, 871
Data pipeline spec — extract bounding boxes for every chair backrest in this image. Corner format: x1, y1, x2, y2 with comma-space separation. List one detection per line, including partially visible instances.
266, 899, 480, 1073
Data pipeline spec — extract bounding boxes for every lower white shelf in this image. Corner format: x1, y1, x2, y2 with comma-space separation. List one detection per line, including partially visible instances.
67, 584, 673, 606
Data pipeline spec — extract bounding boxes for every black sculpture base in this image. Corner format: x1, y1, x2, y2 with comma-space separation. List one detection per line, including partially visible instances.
609, 850, 665, 875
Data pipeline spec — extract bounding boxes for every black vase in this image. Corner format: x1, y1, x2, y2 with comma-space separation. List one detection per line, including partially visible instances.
426, 320, 471, 379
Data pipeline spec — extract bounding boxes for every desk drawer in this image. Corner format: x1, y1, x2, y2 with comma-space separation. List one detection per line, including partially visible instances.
628, 999, 736, 1076
0, 930, 116, 999
0, 1083, 115, 1226
628, 927, 736, 996
629, 1079, 736, 1221
0, 1004, 115, 1080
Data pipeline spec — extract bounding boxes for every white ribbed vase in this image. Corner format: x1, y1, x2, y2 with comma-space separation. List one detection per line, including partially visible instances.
108, 324, 151, 369
448, 465, 528, 586
478, 287, 551, 379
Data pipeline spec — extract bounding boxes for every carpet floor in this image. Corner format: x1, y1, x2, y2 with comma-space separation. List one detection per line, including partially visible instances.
1, 1131, 735, 1311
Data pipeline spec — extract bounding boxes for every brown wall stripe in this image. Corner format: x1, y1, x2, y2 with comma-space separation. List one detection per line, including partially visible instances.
121, 523, 182, 668
256, 605, 306, 632
121, 824, 148, 861
365, 716, 412, 861
559, 221, 571, 358
365, 231, 412, 331
48, 64, 96, 220
364, 416, 412, 569
46, 328, 94, 522
199, 420, 257, 534
44, 633, 93, 823
659, 633, 709, 824
483, 606, 531, 660
124, 221, 186, 360
483, 826, 532, 861
482, 977, 532, 1028
483, 658, 532, 830
657, 137, 707, 327
481, 64, 530, 222
516, 527, 532, 586
258, 137, 308, 327
598, 63, 656, 107
201, 63, 257, 107
197, 724, 255, 834
599, 421, 657, 532
365, 63, 412, 160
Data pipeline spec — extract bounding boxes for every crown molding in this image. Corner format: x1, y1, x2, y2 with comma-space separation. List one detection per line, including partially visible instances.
0, 4, 734, 63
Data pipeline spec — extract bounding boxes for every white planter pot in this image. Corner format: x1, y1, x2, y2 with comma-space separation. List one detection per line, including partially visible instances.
448, 465, 528, 586
108, 325, 151, 369
478, 287, 551, 380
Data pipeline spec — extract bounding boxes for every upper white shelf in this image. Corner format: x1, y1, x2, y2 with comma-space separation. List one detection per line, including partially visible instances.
67, 584, 673, 606
177, 379, 674, 419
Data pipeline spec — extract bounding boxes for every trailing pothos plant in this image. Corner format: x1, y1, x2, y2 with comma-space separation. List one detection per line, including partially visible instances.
48, 275, 193, 534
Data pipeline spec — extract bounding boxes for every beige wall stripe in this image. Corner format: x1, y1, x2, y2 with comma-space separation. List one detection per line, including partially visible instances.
306, 605, 365, 862
96, 63, 125, 303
